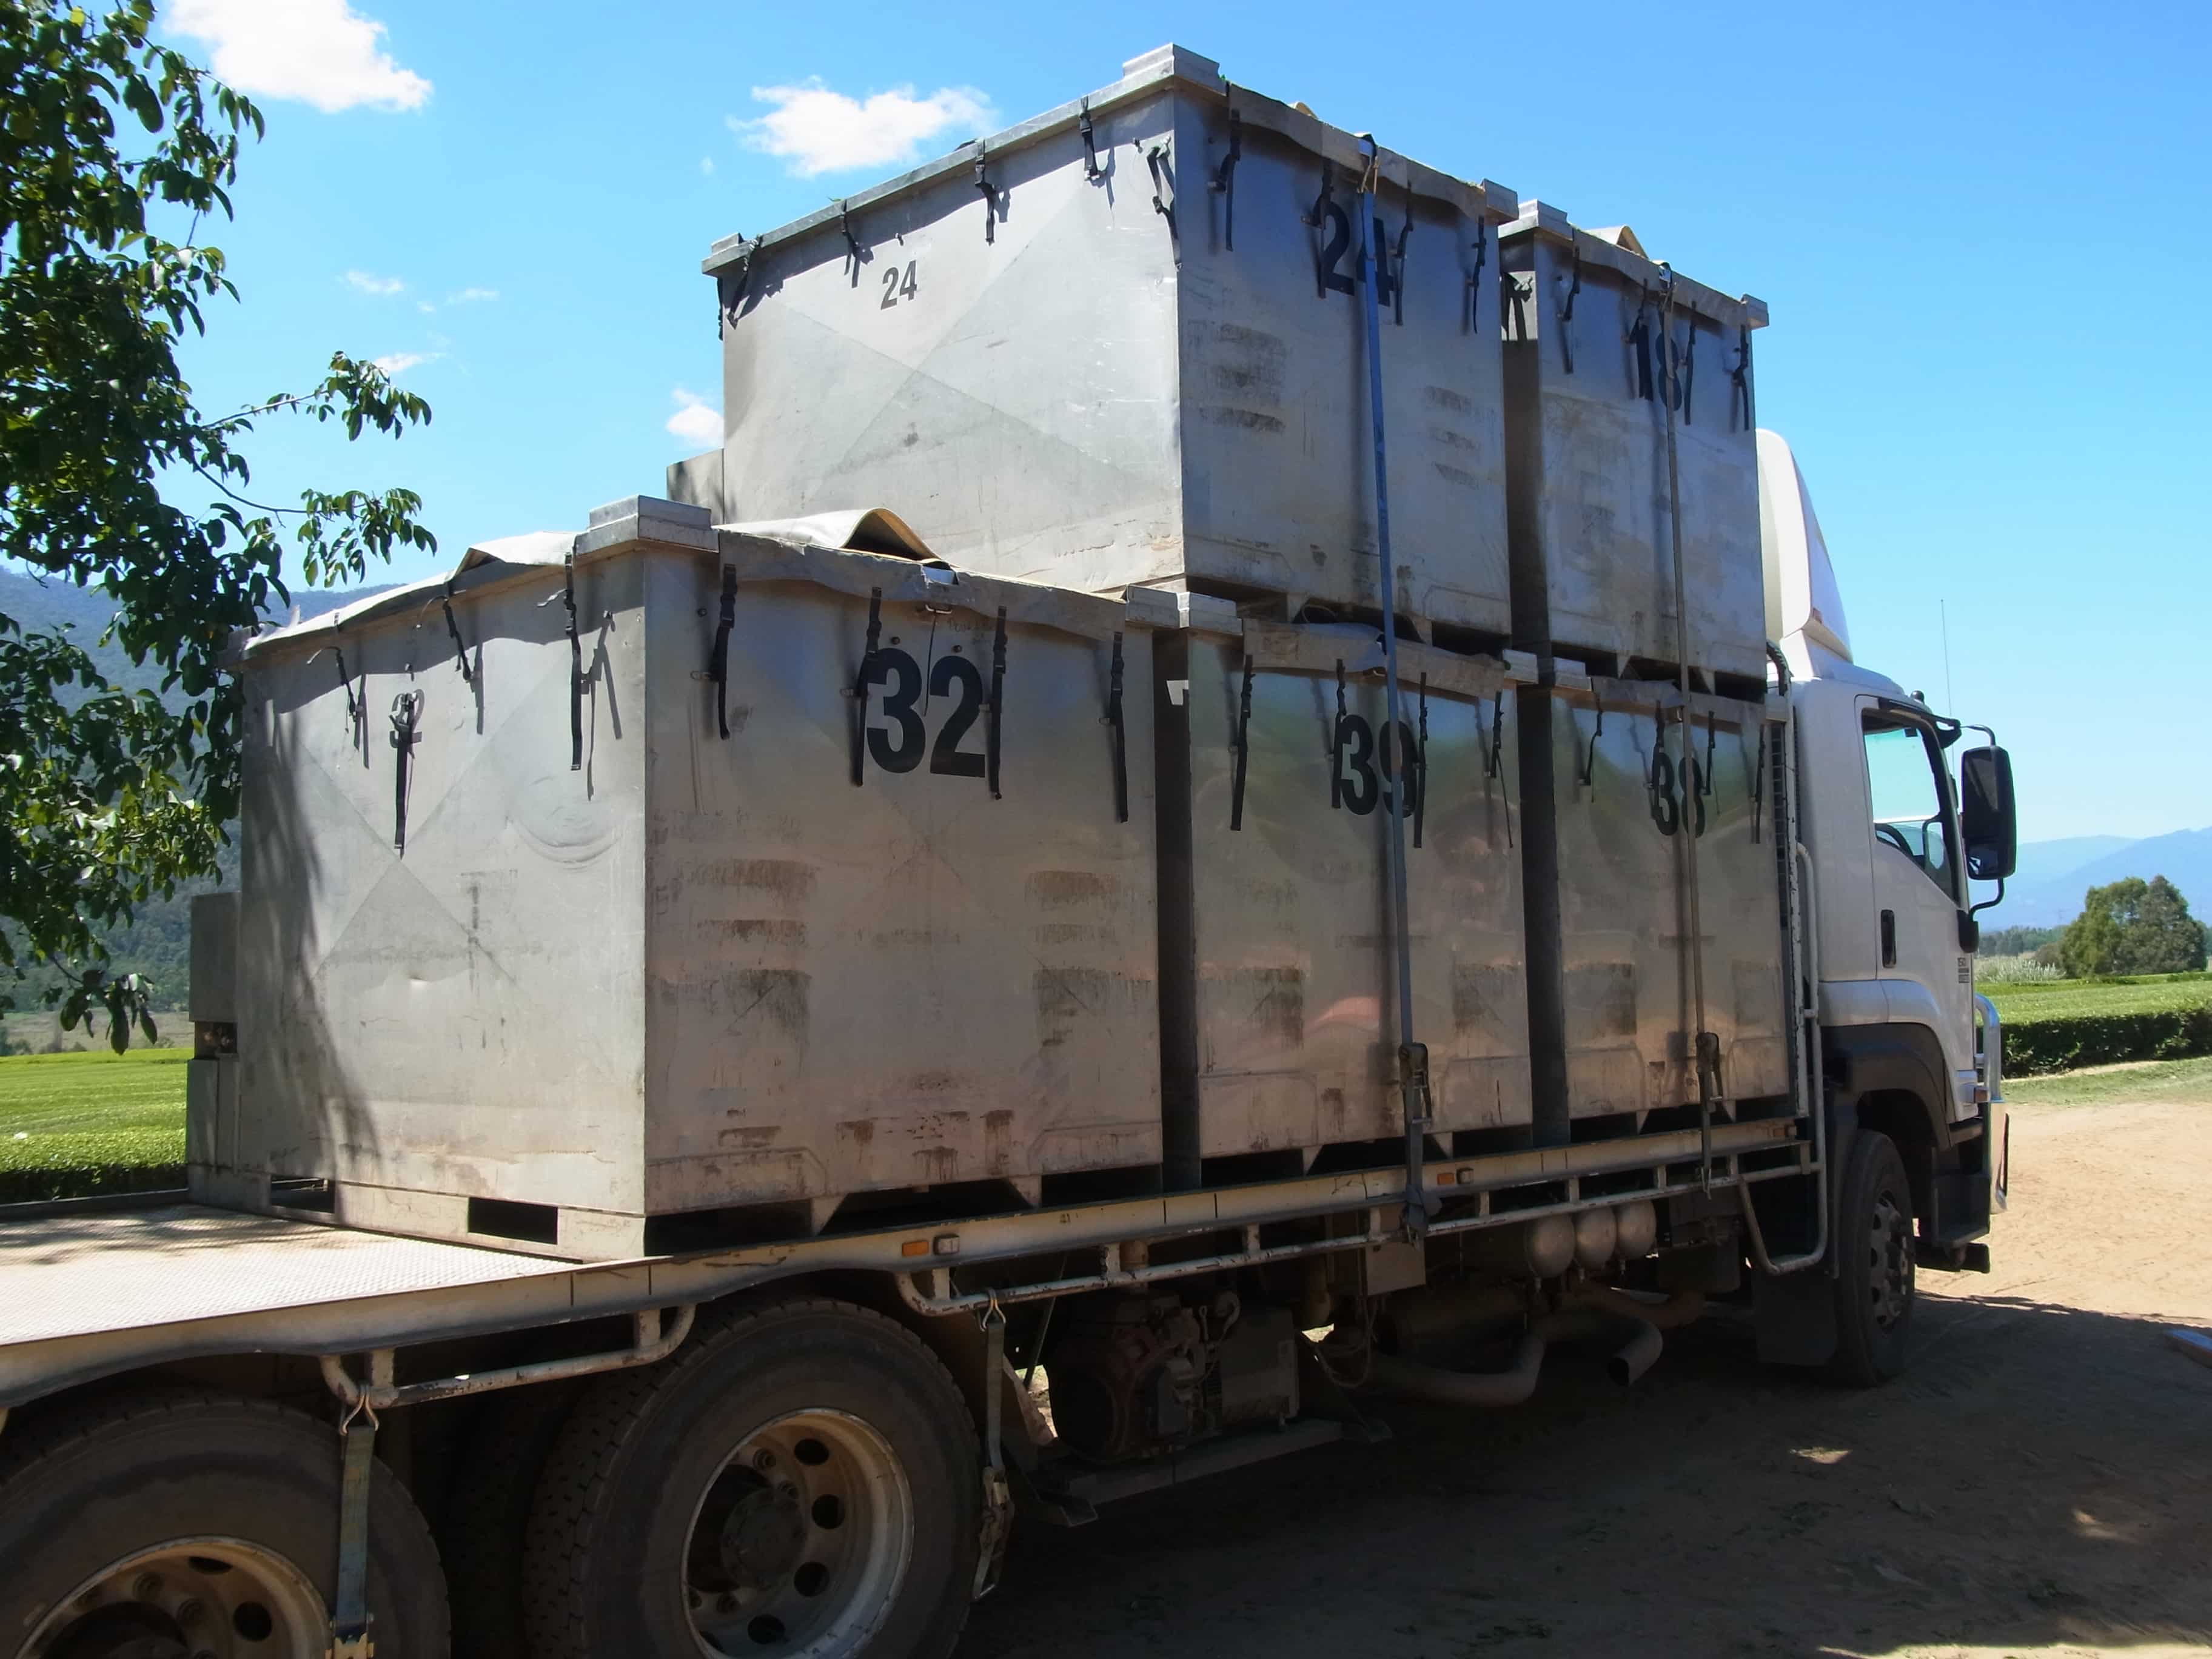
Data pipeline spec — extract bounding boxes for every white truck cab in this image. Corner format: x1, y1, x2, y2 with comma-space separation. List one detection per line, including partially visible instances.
1760, 432, 2014, 1349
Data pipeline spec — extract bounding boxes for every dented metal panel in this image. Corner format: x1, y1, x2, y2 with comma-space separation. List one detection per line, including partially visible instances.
698, 46, 1518, 634
1148, 598, 1532, 1173
1540, 677, 1789, 1119
1500, 203, 1769, 679
230, 508, 1160, 1252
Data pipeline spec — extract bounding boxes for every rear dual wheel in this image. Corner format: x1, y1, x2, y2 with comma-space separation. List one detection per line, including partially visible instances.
0, 1392, 446, 1659
523, 1298, 982, 1659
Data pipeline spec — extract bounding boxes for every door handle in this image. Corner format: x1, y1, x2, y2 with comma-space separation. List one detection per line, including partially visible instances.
1880, 909, 1897, 968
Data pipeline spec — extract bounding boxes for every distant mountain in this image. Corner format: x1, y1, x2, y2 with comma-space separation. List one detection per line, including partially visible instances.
1, 568, 390, 700
2, 570, 397, 1014
1989, 828, 2212, 928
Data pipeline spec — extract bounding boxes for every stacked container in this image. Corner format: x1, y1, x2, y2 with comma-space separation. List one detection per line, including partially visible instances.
679, 45, 1521, 639
1498, 201, 1771, 683
223, 499, 1162, 1256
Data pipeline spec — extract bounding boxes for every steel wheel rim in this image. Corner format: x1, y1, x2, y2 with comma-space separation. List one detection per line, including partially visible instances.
19, 1537, 327, 1659
1868, 1189, 1914, 1330
683, 1409, 914, 1657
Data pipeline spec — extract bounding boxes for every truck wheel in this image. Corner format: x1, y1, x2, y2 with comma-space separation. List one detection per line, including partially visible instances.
1831, 1131, 1917, 1386
437, 1379, 583, 1659
0, 1389, 446, 1659
523, 1297, 981, 1659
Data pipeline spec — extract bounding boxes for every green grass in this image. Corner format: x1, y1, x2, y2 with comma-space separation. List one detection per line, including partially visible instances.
0, 1048, 187, 1202
2005, 1055, 2212, 1108
1983, 971, 2212, 1023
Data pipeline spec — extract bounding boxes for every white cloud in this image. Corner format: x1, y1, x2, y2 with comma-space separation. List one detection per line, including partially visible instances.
417, 300, 435, 313
732, 79, 995, 178
700, 156, 716, 176
166, 0, 431, 113
372, 351, 439, 377
447, 286, 499, 304
666, 388, 722, 448
346, 269, 404, 296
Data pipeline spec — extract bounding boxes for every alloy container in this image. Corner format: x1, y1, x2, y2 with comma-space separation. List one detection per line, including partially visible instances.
1498, 202, 1770, 682
1134, 591, 1535, 1180
223, 497, 1161, 1258
1515, 674, 1789, 1138
680, 45, 1521, 636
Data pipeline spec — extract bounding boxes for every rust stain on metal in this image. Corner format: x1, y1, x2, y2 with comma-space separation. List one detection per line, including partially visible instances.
697, 858, 818, 900
1026, 870, 1118, 908
1222, 967, 1305, 1047
725, 968, 809, 1037
698, 918, 807, 946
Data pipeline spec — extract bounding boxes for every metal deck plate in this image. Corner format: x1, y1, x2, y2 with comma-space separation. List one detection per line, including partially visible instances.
0, 1205, 575, 1348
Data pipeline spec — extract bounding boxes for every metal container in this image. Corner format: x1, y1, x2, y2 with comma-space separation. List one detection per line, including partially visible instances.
682, 45, 1521, 635
1136, 591, 1533, 1178
229, 497, 1161, 1257
1499, 202, 1770, 680
1517, 674, 1789, 1134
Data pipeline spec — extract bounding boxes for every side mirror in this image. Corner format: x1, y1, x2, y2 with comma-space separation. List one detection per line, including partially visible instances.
1960, 745, 2016, 882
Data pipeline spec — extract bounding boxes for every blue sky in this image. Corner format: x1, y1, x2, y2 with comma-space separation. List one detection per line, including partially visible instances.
155, 0, 2209, 842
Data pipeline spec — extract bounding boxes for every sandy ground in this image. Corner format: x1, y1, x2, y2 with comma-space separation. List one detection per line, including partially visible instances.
964, 1091, 2212, 1659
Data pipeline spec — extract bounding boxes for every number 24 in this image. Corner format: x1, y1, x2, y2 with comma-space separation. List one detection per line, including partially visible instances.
880, 261, 919, 309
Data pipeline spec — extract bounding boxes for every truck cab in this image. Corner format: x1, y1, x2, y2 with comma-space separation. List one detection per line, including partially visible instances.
1761, 432, 2013, 1339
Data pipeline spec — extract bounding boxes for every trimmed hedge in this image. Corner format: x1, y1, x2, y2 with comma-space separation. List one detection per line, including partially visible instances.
2002, 1003, 2212, 1077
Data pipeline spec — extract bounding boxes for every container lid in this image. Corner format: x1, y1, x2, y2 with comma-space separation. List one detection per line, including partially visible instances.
1501, 199, 1768, 332
703, 43, 1520, 280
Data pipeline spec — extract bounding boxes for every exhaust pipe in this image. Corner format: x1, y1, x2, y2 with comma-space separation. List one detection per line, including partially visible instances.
1365, 1304, 1671, 1407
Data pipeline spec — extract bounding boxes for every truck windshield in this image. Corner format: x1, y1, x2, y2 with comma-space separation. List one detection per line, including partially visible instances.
1862, 717, 1956, 897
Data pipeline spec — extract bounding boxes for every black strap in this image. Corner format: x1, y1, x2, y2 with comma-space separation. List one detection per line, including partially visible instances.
718, 243, 752, 336
1629, 286, 1655, 402
388, 691, 421, 856
562, 554, 583, 771
1749, 724, 1767, 844
1558, 243, 1583, 374
708, 566, 737, 740
1680, 312, 1697, 424
1486, 691, 1506, 780
1700, 710, 1717, 800
1079, 97, 1103, 181
1466, 222, 1487, 335
1411, 674, 1429, 849
441, 581, 474, 685
1389, 179, 1413, 326
986, 607, 1007, 799
1210, 99, 1241, 250
332, 1412, 377, 1658
1105, 632, 1128, 823
1579, 691, 1604, 788
840, 200, 862, 274
331, 637, 363, 739
1229, 656, 1255, 831
1145, 144, 1179, 264
1305, 163, 1335, 298
973, 143, 995, 244
1731, 324, 1755, 431
851, 588, 883, 787
1329, 660, 1350, 811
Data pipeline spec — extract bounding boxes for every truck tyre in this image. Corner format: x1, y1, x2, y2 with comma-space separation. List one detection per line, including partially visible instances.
0, 1388, 447, 1659
1831, 1130, 1916, 1386
436, 1378, 583, 1659
523, 1297, 981, 1659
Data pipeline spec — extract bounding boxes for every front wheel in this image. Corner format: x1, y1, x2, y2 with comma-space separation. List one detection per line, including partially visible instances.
523, 1298, 982, 1659
1831, 1130, 1917, 1385
0, 1389, 447, 1659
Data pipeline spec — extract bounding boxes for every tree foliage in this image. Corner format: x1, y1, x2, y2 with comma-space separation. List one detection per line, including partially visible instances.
2, 1, 434, 1045
2058, 876, 2208, 979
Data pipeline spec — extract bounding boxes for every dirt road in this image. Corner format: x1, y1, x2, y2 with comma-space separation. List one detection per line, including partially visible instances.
965, 1090, 2212, 1659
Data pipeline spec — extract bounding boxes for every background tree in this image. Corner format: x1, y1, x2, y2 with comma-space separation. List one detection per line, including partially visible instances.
2, 0, 434, 1045
2057, 876, 2208, 978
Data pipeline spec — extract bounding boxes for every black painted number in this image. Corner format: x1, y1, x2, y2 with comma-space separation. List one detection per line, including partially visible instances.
863, 646, 985, 779
1336, 714, 1419, 819
1649, 749, 1706, 838
1316, 202, 1356, 296
927, 653, 987, 777
879, 261, 919, 309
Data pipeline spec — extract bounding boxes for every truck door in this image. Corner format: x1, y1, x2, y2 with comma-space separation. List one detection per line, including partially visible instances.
1857, 701, 1979, 1120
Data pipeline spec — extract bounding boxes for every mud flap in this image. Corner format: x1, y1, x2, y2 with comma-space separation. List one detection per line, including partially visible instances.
1753, 1266, 1837, 1367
